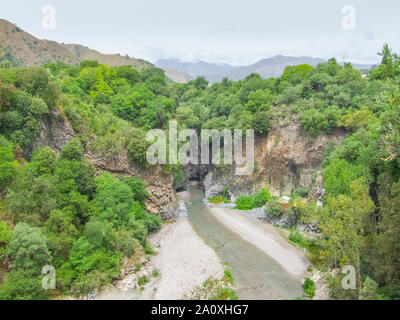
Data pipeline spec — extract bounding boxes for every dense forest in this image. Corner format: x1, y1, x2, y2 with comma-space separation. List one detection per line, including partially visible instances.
0, 44, 400, 299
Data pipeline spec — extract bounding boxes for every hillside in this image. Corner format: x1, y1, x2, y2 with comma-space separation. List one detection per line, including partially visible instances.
0, 19, 198, 82
0, 19, 79, 66
158, 66, 193, 83
62, 43, 152, 70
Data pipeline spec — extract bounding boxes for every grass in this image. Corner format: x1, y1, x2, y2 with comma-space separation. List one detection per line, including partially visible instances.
279, 227, 325, 270
222, 270, 234, 284
138, 276, 148, 287
211, 287, 238, 300
188, 269, 238, 300
289, 230, 312, 249
144, 243, 154, 255
208, 196, 230, 204
134, 264, 142, 272
152, 269, 159, 277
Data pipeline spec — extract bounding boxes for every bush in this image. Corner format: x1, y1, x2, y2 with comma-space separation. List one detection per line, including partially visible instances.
235, 188, 271, 210
292, 187, 310, 198
252, 188, 271, 207
303, 277, 315, 298
264, 199, 285, 218
235, 195, 254, 210
0, 270, 49, 300
289, 231, 310, 248
127, 128, 150, 165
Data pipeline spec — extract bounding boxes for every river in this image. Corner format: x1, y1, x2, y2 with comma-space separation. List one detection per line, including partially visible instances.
186, 186, 304, 300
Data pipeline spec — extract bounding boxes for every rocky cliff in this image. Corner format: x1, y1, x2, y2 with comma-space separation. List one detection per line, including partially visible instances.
190, 123, 346, 200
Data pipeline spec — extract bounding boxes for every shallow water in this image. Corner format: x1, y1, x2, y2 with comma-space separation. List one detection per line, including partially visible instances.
186, 187, 304, 300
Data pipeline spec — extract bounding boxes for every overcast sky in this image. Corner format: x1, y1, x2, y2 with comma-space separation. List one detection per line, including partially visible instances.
2, 0, 399, 65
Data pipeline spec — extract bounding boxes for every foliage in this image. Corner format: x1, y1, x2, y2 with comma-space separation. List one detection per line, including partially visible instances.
189, 270, 238, 300
235, 188, 270, 210
264, 199, 286, 218
0, 270, 49, 300
0, 221, 12, 256
359, 276, 378, 300
303, 277, 315, 298
208, 196, 229, 204
6, 222, 50, 274
235, 195, 254, 210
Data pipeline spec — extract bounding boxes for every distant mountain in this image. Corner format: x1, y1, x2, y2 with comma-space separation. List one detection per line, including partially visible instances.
207, 55, 327, 83
157, 55, 373, 84
159, 66, 193, 83
156, 59, 237, 79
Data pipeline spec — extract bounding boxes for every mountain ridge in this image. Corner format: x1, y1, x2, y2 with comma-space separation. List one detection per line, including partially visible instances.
0, 19, 195, 83
156, 55, 374, 83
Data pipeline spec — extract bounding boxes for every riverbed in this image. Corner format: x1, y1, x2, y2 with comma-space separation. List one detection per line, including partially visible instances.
186, 187, 307, 300
96, 187, 309, 300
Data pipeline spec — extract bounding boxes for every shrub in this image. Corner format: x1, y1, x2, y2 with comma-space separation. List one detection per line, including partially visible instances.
235, 195, 254, 210
252, 188, 271, 207
127, 128, 150, 166
289, 231, 310, 248
235, 188, 271, 210
264, 199, 285, 218
0, 270, 49, 300
303, 277, 315, 298
292, 187, 310, 198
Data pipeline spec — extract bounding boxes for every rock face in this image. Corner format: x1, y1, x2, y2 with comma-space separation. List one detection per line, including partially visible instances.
198, 124, 346, 198
84, 149, 178, 217
308, 171, 326, 206
30, 109, 74, 154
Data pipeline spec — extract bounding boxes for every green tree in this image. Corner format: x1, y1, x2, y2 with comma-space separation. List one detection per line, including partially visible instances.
6, 222, 51, 274
0, 136, 17, 191
0, 270, 49, 300
42, 208, 79, 266
359, 276, 378, 300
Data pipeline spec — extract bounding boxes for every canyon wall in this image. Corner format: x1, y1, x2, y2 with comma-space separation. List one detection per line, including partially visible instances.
33, 113, 345, 215
188, 124, 346, 200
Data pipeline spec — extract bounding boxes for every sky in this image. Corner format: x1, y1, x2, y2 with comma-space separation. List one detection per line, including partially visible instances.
1, 0, 400, 66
